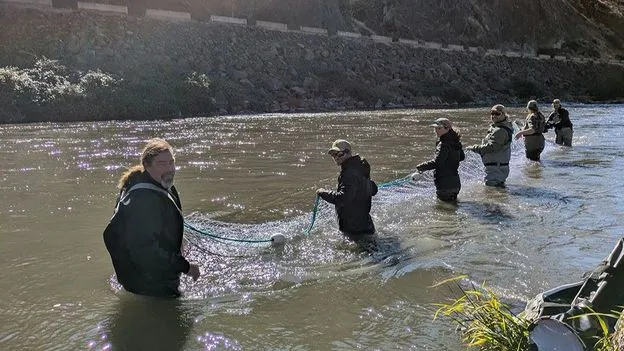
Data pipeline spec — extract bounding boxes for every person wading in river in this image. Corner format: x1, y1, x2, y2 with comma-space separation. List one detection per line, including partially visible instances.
515, 100, 546, 161
415, 117, 465, 202
103, 138, 200, 298
467, 104, 514, 187
545, 98, 573, 146
317, 139, 378, 240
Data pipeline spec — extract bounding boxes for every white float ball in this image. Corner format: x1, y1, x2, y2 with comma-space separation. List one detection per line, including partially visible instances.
270, 234, 287, 246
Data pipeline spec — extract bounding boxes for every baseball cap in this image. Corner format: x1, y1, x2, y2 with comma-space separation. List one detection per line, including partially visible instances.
429, 118, 452, 129
327, 139, 352, 154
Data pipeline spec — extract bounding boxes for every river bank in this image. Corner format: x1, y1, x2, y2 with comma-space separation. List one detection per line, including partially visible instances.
1, 4, 624, 123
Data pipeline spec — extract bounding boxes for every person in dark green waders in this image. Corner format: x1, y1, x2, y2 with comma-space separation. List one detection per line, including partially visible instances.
103, 138, 200, 298
515, 100, 546, 161
415, 117, 465, 202
317, 139, 378, 241
466, 104, 514, 188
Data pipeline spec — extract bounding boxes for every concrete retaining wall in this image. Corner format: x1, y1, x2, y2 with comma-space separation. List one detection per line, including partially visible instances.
76, 1, 125, 13
210, 15, 247, 25
300, 26, 327, 35
447, 44, 464, 51
337, 31, 361, 38
256, 20, 287, 31
146, 8, 191, 21
371, 35, 393, 43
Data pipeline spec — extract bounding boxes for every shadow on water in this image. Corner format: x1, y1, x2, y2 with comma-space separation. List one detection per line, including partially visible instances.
335, 232, 408, 268
104, 295, 193, 351
506, 184, 571, 204
520, 160, 544, 179
458, 200, 515, 225
543, 158, 612, 169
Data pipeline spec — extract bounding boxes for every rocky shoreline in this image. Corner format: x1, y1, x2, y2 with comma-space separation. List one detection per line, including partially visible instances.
1, 4, 623, 123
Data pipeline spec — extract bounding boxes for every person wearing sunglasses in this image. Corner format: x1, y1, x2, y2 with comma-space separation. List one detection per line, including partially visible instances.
466, 104, 514, 187
515, 99, 546, 161
317, 139, 378, 238
415, 117, 465, 202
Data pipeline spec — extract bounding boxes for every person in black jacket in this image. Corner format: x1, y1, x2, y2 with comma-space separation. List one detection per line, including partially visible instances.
104, 138, 200, 298
416, 118, 465, 202
545, 99, 573, 146
317, 139, 378, 238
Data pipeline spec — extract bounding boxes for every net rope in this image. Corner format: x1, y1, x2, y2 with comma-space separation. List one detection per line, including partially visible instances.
183, 122, 525, 256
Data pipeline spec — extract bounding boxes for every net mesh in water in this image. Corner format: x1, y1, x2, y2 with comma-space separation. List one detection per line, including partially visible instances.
182, 121, 524, 259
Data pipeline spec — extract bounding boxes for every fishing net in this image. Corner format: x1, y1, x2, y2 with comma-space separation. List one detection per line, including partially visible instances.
182, 122, 527, 261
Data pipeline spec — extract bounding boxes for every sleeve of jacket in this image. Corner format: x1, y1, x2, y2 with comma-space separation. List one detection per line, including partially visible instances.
318, 172, 358, 206
122, 190, 190, 275
561, 109, 572, 129
475, 128, 508, 155
528, 114, 540, 131
545, 112, 554, 130
370, 180, 378, 196
417, 143, 448, 172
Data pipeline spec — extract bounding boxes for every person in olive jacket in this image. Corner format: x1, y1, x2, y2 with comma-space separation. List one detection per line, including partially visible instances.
416, 118, 465, 202
317, 139, 378, 237
466, 104, 514, 187
104, 138, 200, 297
515, 100, 546, 161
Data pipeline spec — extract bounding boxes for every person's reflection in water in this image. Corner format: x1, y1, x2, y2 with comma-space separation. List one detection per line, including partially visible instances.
346, 233, 405, 267
522, 161, 543, 179
107, 294, 193, 351
434, 198, 459, 212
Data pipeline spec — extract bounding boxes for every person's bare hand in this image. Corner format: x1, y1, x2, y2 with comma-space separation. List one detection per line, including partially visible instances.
186, 264, 200, 281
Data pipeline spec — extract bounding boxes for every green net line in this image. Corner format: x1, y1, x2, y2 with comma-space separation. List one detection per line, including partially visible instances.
303, 174, 413, 235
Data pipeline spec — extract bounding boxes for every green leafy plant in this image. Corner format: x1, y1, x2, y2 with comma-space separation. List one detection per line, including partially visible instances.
432, 276, 531, 351
433, 276, 624, 351
574, 309, 624, 351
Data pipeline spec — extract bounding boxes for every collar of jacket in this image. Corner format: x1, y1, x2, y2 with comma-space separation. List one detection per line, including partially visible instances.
341, 154, 363, 171
439, 129, 460, 143
124, 169, 169, 191
492, 119, 509, 127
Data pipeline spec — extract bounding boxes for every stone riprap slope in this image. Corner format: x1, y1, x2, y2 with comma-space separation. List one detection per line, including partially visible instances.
0, 3, 623, 123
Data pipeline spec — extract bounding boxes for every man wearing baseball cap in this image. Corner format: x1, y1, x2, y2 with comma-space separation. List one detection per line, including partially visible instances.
317, 139, 378, 237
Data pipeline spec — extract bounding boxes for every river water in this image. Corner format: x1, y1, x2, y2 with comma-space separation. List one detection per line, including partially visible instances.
1, 106, 623, 350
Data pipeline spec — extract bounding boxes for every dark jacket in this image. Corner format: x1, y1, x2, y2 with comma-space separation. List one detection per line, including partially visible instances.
416, 129, 465, 190
319, 155, 378, 235
546, 107, 573, 131
105, 170, 190, 297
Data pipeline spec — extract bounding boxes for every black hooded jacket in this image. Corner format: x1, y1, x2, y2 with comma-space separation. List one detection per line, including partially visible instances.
104, 170, 190, 297
416, 129, 465, 190
318, 155, 378, 235
546, 107, 573, 131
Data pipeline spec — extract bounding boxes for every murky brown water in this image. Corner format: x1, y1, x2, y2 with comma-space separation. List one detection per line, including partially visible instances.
1, 106, 623, 350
